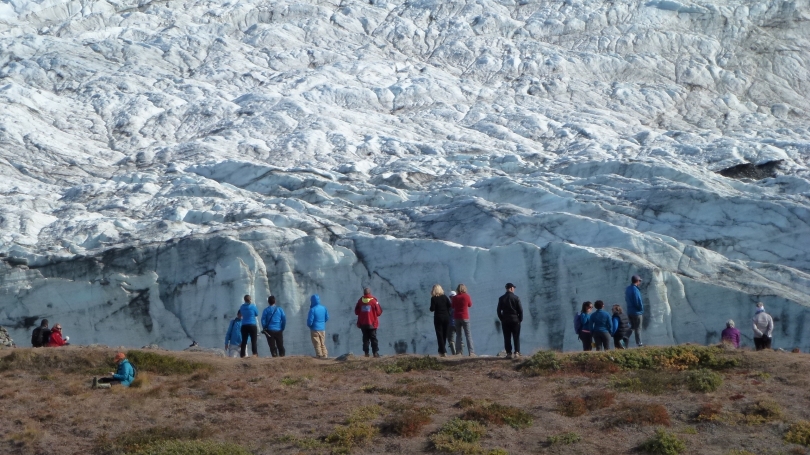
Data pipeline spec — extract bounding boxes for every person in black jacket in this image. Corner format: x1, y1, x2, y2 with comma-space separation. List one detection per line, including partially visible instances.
497, 283, 524, 359
611, 304, 630, 349
31, 319, 50, 348
430, 284, 454, 357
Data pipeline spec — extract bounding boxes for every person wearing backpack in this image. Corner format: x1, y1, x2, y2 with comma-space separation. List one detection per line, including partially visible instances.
93, 352, 135, 388
497, 283, 523, 359
224, 310, 242, 358
239, 295, 260, 358
430, 284, 453, 357
574, 302, 593, 351
262, 296, 287, 357
611, 304, 630, 349
355, 288, 383, 358
31, 319, 50, 348
588, 300, 613, 351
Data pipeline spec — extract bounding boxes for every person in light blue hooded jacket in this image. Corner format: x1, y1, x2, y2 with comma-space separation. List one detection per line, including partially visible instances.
224, 310, 243, 358
307, 294, 329, 358
261, 296, 286, 357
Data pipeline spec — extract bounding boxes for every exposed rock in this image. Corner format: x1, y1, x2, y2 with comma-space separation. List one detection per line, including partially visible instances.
0, 326, 15, 347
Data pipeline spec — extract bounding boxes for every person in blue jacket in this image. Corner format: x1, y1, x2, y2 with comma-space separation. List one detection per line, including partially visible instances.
307, 294, 330, 358
261, 296, 287, 357
588, 300, 614, 351
224, 310, 242, 358
624, 275, 644, 347
94, 352, 135, 388
575, 301, 593, 351
239, 295, 260, 358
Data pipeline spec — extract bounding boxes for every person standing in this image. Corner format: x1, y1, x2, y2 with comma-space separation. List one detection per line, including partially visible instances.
625, 275, 644, 347
239, 295, 260, 358
497, 283, 523, 359
575, 302, 593, 351
430, 284, 453, 357
31, 319, 50, 348
261, 296, 287, 357
224, 310, 243, 358
721, 320, 741, 348
452, 284, 475, 356
588, 300, 613, 351
47, 324, 69, 347
355, 288, 383, 358
752, 302, 774, 351
307, 294, 330, 358
93, 352, 135, 388
447, 291, 457, 355
611, 304, 630, 349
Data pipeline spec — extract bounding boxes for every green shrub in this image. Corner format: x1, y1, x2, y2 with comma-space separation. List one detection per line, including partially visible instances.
347, 405, 383, 424
785, 421, 810, 446
275, 434, 328, 450
94, 427, 206, 454
517, 350, 561, 376
639, 429, 686, 455
325, 423, 377, 449
572, 345, 739, 371
379, 356, 444, 374
125, 351, 210, 375
461, 403, 533, 429
130, 440, 251, 455
547, 432, 581, 445
429, 418, 486, 454
686, 369, 723, 393
743, 400, 783, 424
487, 450, 509, 455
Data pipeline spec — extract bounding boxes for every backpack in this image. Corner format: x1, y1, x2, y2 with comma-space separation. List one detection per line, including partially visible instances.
573, 313, 583, 335
31, 327, 50, 347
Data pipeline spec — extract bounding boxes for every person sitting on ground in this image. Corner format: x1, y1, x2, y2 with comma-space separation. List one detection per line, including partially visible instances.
46, 324, 69, 347
93, 352, 135, 388
224, 310, 242, 358
721, 320, 741, 348
31, 319, 50, 348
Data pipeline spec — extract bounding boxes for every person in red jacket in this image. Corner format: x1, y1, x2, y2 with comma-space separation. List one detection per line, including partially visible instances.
355, 287, 383, 358
47, 324, 70, 347
451, 284, 475, 356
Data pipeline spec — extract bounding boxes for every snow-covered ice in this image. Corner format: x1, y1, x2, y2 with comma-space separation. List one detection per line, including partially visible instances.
1, 0, 809, 354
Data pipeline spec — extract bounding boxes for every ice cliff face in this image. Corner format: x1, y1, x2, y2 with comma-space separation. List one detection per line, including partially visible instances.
1, 0, 809, 353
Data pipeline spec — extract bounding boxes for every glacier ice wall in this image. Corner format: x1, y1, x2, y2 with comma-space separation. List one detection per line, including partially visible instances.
1, 0, 809, 353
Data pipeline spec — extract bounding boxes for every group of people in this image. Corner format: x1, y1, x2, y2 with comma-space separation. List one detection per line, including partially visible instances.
574, 275, 645, 351
30, 319, 70, 348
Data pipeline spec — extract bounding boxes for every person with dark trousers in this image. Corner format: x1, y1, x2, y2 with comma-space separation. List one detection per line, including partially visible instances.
31, 319, 50, 348
497, 283, 523, 359
93, 352, 135, 388
430, 284, 453, 357
239, 295, 260, 358
611, 304, 630, 349
446, 291, 457, 355
575, 302, 593, 351
625, 275, 644, 347
752, 302, 774, 351
355, 287, 383, 358
588, 300, 613, 351
261, 296, 287, 357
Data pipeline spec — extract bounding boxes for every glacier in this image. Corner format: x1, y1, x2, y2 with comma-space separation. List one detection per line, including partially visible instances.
1, 0, 809, 355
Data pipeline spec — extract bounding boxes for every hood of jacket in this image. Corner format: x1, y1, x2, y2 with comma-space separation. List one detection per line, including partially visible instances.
362, 296, 375, 304
310, 294, 321, 308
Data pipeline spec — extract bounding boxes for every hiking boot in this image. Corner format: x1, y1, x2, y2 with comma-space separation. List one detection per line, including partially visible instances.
468, 353, 477, 357
96, 383, 111, 389
440, 353, 446, 358
514, 352, 521, 358
505, 353, 513, 359
373, 353, 380, 358
92, 377, 98, 389
364, 353, 370, 358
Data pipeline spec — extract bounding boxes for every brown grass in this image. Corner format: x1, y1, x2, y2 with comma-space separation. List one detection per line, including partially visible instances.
381, 407, 435, 437
610, 403, 671, 427
556, 396, 588, 417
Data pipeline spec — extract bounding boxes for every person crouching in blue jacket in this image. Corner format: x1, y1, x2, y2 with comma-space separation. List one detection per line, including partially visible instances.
588, 300, 614, 351
225, 310, 242, 358
93, 352, 135, 388
307, 294, 330, 359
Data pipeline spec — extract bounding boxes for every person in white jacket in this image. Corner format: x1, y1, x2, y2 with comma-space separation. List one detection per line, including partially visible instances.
752, 302, 774, 351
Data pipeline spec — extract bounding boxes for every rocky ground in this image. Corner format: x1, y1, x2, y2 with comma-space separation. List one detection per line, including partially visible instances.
1, 344, 809, 454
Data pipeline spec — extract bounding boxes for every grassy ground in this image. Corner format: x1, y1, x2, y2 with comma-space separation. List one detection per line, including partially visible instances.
1, 345, 809, 454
